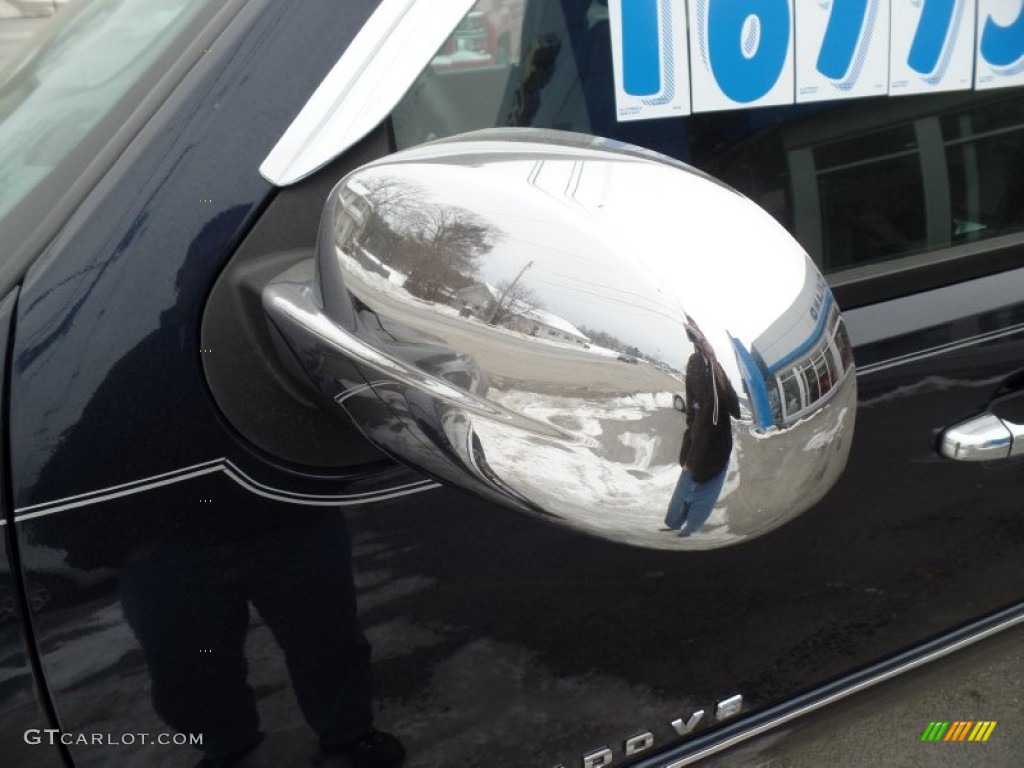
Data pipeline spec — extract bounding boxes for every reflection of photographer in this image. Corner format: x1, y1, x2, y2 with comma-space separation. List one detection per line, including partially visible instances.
663, 321, 740, 536
120, 512, 405, 768
34, 211, 405, 768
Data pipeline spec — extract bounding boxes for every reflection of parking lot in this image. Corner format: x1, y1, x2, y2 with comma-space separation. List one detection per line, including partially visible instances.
471, 375, 853, 551
343, 259, 685, 397
429, 0, 524, 70
361, 289, 682, 397
489, 388, 684, 468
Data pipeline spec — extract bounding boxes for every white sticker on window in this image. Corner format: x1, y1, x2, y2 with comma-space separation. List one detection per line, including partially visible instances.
687, 0, 796, 113
796, 0, 890, 103
974, 0, 1024, 90
889, 0, 976, 95
606, 0, 1017, 120
608, 0, 691, 121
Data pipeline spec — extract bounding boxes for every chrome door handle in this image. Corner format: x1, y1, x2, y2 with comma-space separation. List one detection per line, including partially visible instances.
939, 412, 1023, 461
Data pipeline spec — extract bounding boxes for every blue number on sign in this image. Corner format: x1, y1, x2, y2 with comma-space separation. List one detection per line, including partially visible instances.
707, 0, 790, 103
816, 0, 869, 80
907, 0, 956, 75
623, 0, 661, 96
979, 1, 1024, 68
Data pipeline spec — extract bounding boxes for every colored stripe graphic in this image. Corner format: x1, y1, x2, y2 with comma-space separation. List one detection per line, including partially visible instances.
970, 722, 998, 742
944, 720, 972, 741
921, 721, 949, 741
921, 720, 996, 742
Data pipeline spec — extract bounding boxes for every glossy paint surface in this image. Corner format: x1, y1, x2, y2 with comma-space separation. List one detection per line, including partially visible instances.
6, 1, 412, 765
1, 288, 63, 768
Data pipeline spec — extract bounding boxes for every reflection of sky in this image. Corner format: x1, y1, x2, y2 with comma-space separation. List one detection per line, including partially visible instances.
365, 151, 806, 375
367, 162, 681, 362
0, 0, 201, 221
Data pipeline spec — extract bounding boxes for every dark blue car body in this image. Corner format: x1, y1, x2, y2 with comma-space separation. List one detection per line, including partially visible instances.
2, 1, 1023, 766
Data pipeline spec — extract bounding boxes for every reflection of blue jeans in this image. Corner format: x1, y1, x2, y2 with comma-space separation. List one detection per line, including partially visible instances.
664, 467, 728, 534
121, 515, 372, 761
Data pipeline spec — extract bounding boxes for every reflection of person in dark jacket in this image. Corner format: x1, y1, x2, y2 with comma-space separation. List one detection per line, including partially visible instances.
663, 320, 740, 536
35, 210, 405, 768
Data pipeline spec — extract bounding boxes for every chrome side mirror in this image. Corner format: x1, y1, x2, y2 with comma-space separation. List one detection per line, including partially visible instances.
263, 129, 856, 550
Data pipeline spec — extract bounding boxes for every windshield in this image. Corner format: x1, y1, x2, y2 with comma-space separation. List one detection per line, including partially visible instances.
0, 0, 217, 286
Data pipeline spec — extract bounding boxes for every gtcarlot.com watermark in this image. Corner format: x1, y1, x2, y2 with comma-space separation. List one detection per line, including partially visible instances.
25, 729, 202, 747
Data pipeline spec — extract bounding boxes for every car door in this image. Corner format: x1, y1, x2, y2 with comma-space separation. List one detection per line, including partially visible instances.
4, 1, 414, 767
1, 288, 64, 768
221, 0, 1024, 764
248, 1, 1024, 765
5, 3, 1023, 768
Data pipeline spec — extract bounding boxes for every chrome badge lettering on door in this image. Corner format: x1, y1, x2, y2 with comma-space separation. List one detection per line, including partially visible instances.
554, 695, 743, 768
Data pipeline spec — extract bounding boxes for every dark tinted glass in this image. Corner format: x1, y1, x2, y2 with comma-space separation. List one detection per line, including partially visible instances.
393, 0, 1024, 276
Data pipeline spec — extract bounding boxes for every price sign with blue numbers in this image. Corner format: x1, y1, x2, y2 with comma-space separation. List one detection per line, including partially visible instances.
609, 0, 1023, 121
975, 0, 1024, 90
796, 0, 890, 103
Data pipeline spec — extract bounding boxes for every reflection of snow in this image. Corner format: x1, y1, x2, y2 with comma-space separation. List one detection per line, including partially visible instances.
364, 618, 446, 661
468, 388, 742, 548
474, 423, 675, 520
618, 431, 656, 468
859, 375, 1004, 407
490, 390, 676, 436
430, 50, 493, 67
375, 636, 679, 768
717, 441, 740, 506
746, 410, 812, 440
803, 406, 848, 451
34, 603, 138, 690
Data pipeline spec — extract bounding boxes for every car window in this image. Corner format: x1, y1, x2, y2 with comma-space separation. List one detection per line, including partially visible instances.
0, 0, 220, 288
391, 0, 1024, 280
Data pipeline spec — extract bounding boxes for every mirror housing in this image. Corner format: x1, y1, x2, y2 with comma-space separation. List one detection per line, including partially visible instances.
264, 129, 856, 550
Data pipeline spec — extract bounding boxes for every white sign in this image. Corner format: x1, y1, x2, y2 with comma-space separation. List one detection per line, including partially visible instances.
688, 0, 796, 112
608, 0, 691, 121
974, 0, 1024, 90
889, 0, 976, 95
796, 0, 890, 103
610, 0, 1022, 119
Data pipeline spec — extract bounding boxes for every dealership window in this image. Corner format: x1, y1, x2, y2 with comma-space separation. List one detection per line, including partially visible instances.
813, 123, 928, 270
392, 0, 1024, 281
943, 101, 1024, 244
762, 301, 852, 426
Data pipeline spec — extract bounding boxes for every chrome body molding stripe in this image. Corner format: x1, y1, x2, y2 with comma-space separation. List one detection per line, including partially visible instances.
259, 0, 476, 185
855, 322, 1024, 377
13, 458, 439, 523
635, 605, 1024, 768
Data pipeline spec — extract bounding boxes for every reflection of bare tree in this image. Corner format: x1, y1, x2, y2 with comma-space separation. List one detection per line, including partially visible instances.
506, 34, 560, 126
360, 175, 422, 218
579, 325, 641, 355
403, 207, 494, 302
357, 176, 426, 260
358, 175, 500, 304
489, 278, 543, 327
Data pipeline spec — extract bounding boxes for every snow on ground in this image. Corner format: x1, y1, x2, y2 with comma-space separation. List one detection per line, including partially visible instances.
465, 389, 742, 549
